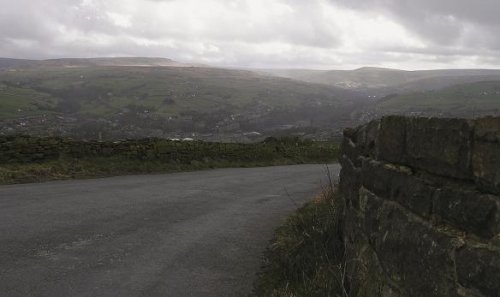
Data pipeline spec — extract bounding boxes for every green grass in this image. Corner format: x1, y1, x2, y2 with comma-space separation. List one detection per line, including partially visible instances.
375, 81, 500, 115
254, 181, 346, 297
0, 157, 300, 185
0, 66, 346, 119
0, 84, 56, 118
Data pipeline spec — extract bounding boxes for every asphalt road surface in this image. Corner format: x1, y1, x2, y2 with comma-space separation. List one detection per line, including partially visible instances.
0, 164, 339, 297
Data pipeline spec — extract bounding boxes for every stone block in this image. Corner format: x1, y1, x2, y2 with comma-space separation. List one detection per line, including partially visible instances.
433, 188, 500, 238
475, 117, 500, 143
339, 155, 362, 209
352, 119, 380, 158
363, 119, 380, 157
457, 245, 500, 297
343, 127, 357, 141
457, 286, 487, 297
361, 160, 433, 218
361, 188, 458, 297
343, 207, 403, 297
341, 136, 361, 167
376, 116, 407, 164
361, 159, 392, 198
473, 141, 500, 195
405, 117, 473, 179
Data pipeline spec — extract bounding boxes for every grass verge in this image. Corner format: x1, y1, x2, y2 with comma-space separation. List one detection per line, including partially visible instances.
0, 137, 339, 184
0, 157, 311, 185
254, 178, 347, 297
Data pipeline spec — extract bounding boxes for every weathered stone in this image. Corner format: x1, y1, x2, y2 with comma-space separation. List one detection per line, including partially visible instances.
457, 286, 488, 297
364, 119, 380, 156
433, 188, 500, 238
352, 246, 403, 297
360, 159, 391, 198
457, 245, 500, 297
376, 116, 407, 164
341, 136, 362, 167
361, 187, 458, 297
339, 155, 362, 209
341, 121, 380, 167
343, 127, 357, 141
361, 160, 433, 218
475, 117, 500, 143
473, 141, 500, 195
405, 117, 473, 179
339, 116, 500, 297
457, 286, 485, 297
343, 206, 404, 297
354, 119, 380, 158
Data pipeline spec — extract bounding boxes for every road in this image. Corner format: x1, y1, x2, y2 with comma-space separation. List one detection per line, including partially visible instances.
0, 164, 339, 297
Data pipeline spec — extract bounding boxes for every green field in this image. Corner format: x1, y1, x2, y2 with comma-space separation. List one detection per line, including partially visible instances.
2, 61, 500, 140
0, 66, 350, 119
374, 81, 500, 116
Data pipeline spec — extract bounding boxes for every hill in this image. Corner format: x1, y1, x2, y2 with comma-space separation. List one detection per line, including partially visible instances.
3, 57, 500, 140
260, 67, 500, 94
360, 80, 500, 120
0, 61, 360, 140
0, 57, 201, 70
0, 58, 39, 70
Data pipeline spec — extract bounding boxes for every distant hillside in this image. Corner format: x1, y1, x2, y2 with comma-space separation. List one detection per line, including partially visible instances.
364, 80, 500, 119
0, 63, 360, 140
260, 67, 500, 94
3, 57, 500, 140
0, 58, 39, 70
0, 57, 200, 70
261, 67, 407, 89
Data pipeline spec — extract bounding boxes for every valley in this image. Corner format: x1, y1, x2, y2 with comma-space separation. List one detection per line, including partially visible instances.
1, 57, 500, 141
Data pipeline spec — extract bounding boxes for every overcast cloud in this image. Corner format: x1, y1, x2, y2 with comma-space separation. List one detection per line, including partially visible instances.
0, 0, 499, 69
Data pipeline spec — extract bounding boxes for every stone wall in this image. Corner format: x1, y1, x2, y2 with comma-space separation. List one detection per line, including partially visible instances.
0, 136, 179, 163
339, 116, 500, 297
0, 136, 263, 164
0, 135, 337, 165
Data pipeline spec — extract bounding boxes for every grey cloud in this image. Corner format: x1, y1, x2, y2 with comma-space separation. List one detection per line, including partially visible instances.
123, 1, 339, 48
0, 0, 499, 69
332, 0, 500, 48
333, 0, 500, 26
0, 0, 121, 44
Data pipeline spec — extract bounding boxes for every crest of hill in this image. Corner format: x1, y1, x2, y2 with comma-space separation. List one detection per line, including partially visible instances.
372, 80, 500, 116
0, 62, 360, 120
258, 66, 500, 92
0, 57, 204, 70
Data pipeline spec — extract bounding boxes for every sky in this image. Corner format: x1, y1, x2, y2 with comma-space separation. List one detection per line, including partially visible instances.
1, 0, 500, 70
